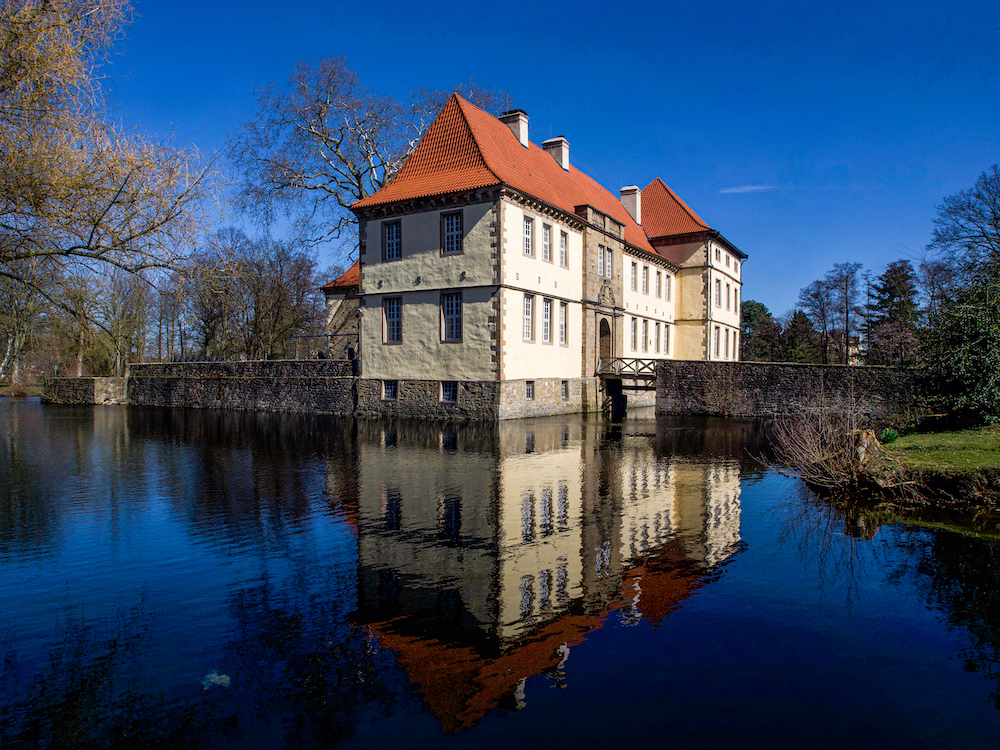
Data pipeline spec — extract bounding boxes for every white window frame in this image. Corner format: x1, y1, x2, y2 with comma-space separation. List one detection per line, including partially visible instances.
642, 319, 648, 352
656, 271, 662, 298
559, 232, 567, 267
542, 298, 552, 343
664, 325, 670, 355
542, 224, 551, 262
715, 279, 721, 307
598, 246, 605, 277
714, 326, 720, 357
524, 217, 533, 255
559, 302, 567, 345
642, 266, 649, 294
523, 294, 534, 341
726, 283, 731, 311
631, 262, 637, 291
655, 322, 661, 353
666, 275, 672, 302
605, 248, 611, 277
631, 317, 637, 351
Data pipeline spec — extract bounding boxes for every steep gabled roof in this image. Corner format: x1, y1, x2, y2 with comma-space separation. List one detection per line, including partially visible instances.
321, 259, 359, 291
353, 95, 656, 254
640, 178, 713, 239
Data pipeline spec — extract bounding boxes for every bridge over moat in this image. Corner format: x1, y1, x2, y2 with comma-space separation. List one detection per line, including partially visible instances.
597, 358, 660, 415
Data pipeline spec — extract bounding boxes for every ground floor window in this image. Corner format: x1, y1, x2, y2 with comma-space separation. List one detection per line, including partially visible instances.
526, 380, 535, 400
631, 317, 637, 351
714, 326, 720, 357
655, 323, 661, 353
382, 380, 398, 400
561, 380, 569, 400
441, 381, 458, 402
664, 325, 671, 355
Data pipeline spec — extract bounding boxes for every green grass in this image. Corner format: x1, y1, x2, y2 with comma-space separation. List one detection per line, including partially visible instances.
0, 383, 42, 397
888, 425, 1000, 473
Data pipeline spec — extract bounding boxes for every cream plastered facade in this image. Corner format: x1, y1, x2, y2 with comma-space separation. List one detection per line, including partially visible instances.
621, 253, 676, 358
360, 200, 498, 381
499, 199, 585, 381
653, 238, 744, 361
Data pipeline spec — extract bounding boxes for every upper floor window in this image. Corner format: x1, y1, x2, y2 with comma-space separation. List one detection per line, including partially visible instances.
666, 275, 672, 302
559, 302, 567, 345
642, 319, 648, 352
656, 271, 662, 298
715, 248, 721, 262
442, 212, 463, 255
384, 297, 402, 343
542, 298, 552, 343
655, 322, 661, 353
714, 326, 720, 357
523, 294, 534, 340
560, 232, 567, 267
598, 246, 605, 277
630, 317, 637, 351
726, 283, 731, 311
442, 292, 462, 341
523, 217, 533, 255
542, 225, 551, 261
642, 266, 649, 294
715, 279, 721, 307
664, 324, 671, 355
605, 248, 612, 277
631, 262, 638, 291
383, 221, 401, 262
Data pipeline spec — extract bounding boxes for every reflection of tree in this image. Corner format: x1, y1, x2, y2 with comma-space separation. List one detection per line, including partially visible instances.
900, 529, 1000, 710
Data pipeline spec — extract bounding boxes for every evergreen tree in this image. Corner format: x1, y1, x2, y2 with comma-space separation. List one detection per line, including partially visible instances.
740, 300, 781, 361
866, 260, 920, 366
780, 310, 820, 363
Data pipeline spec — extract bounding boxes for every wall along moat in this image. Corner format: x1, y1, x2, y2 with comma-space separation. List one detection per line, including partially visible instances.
1, 398, 999, 748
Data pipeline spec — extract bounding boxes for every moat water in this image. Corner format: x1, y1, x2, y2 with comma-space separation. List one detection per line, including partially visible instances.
1, 398, 999, 748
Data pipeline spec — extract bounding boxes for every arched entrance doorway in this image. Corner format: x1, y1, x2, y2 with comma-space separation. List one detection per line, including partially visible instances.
599, 318, 612, 366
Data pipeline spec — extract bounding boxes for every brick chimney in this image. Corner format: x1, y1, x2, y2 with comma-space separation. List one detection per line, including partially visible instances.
620, 185, 641, 225
498, 110, 529, 148
542, 136, 570, 170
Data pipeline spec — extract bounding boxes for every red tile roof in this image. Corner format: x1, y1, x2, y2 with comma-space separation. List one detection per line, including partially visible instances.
640, 177, 713, 239
353, 95, 657, 254
321, 259, 359, 291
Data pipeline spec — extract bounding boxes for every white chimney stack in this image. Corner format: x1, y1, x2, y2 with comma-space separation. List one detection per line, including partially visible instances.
498, 110, 529, 148
620, 185, 641, 225
542, 136, 570, 170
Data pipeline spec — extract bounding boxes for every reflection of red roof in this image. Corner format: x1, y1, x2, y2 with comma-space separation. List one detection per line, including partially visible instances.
361, 539, 704, 732
641, 178, 712, 239
352, 95, 656, 254
321, 260, 359, 291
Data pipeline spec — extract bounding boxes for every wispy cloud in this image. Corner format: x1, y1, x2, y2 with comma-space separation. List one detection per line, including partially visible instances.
719, 184, 778, 194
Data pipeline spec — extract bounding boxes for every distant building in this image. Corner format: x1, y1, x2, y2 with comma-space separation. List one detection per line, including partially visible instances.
323, 94, 747, 419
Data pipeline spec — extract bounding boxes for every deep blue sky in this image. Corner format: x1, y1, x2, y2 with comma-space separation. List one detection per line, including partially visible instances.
105, 0, 1000, 314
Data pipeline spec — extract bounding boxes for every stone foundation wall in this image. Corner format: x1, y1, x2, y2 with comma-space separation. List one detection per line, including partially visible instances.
498, 378, 587, 420
128, 360, 356, 415
656, 361, 917, 420
356, 379, 500, 420
43, 377, 126, 405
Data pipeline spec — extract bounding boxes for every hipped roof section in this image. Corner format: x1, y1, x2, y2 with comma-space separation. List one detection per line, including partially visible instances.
352, 94, 657, 254
321, 259, 359, 290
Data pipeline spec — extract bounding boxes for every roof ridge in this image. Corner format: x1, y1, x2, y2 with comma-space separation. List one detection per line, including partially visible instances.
650, 177, 711, 231
452, 94, 503, 186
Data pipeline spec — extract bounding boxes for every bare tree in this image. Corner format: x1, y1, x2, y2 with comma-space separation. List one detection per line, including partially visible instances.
826, 262, 864, 364
798, 279, 835, 364
228, 57, 513, 259
0, 259, 50, 383
929, 164, 1000, 280
0, 1, 212, 296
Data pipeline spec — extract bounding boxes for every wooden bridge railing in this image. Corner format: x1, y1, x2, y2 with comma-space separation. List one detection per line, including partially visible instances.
596, 358, 660, 378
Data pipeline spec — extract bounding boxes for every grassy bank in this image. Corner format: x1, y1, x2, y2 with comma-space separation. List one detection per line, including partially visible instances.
0, 383, 42, 397
885, 426, 1000, 513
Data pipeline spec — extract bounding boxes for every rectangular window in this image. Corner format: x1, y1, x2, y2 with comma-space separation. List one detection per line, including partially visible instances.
715, 279, 721, 307
559, 302, 567, 345
542, 225, 551, 261
442, 212, 463, 255
442, 292, 462, 342
664, 325, 670, 355
525, 380, 535, 400
383, 221, 401, 261
598, 245, 605, 277
726, 253, 730, 268
523, 294, 534, 341
714, 326, 720, 357
734, 332, 739, 359
383, 297, 402, 343
655, 322, 661, 353
605, 248, 611, 277
631, 262, 637, 291
715, 247, 721, 262
559, 232, 567, 267
523, 217, 533, 255
642, 266, 649, 294
382, 380, 398, 400
542, 298, 551, 343
441, 381, 458, 402
666, 275, 672, 302
631, 317, 637, 351
561, 380, 569, 400
736, 288, 740, 311
642, 319, 648, 352
725, 329, 730, 359
656, 271, 662, 298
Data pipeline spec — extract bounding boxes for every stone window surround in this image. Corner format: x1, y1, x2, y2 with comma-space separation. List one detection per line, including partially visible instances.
382, 380, 399, 400
383, 297, 402, 344
523, 293, 534, 341
441, 291, 462, 342
441, 380, 459, 402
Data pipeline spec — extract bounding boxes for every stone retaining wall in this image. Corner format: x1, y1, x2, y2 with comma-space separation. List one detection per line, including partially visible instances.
356, 379, 500, 420
656, 361, 917, 420
43, 377, 126, 405
127, 360, 356, 415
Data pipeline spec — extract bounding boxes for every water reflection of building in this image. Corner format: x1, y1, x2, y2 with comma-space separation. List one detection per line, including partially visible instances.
350, 417, 743, 732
